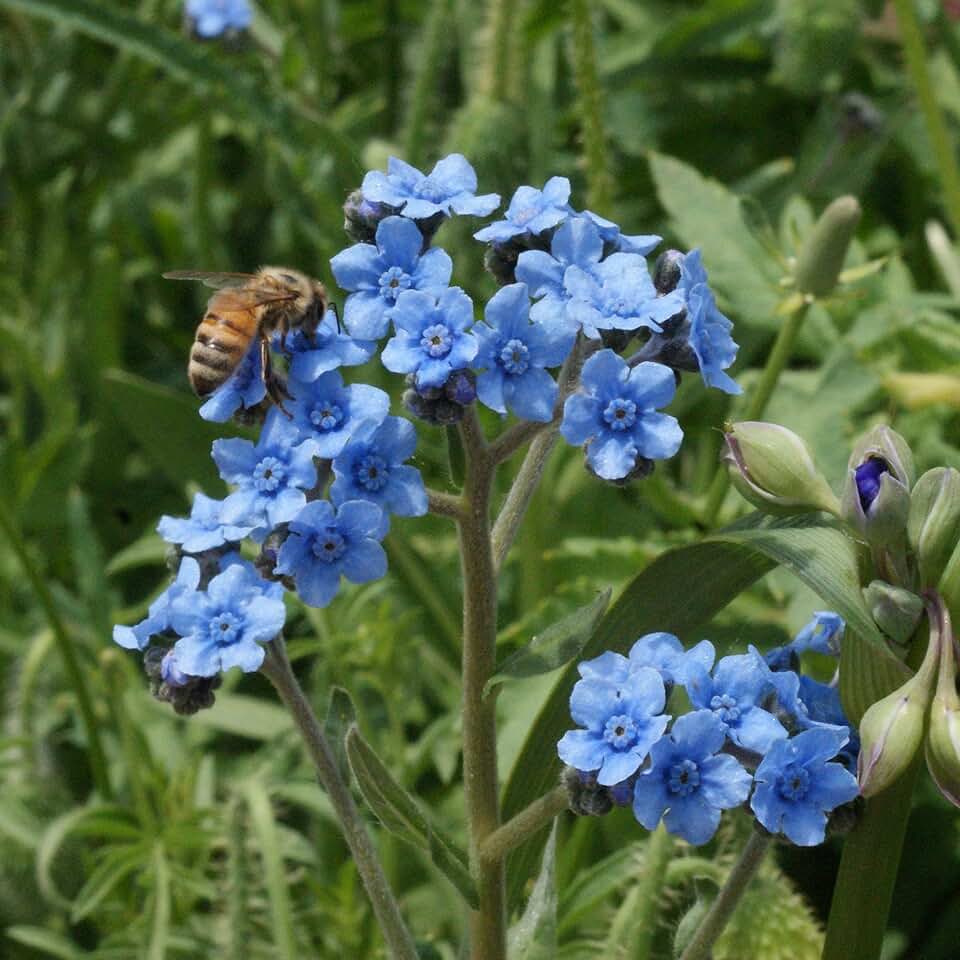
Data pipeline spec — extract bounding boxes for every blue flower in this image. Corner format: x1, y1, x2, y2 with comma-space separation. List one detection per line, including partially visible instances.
564, 253, 686, 339
557, 665, 669, 787
793, 611, 845, 656
560, 351, 683, 480
626, 633, 717, 690
473, 283, 574, 422
676, 250, 741, 395
169, 562, 286, 676
274, 499, 388, 607
685, 649, 788, 754
330, 216, 453, 340
516, 217, 607, 333
280, 371, 390, 458
161, 650, 190, 688
276, 312, 377, 384
751, 727, 859, 845
330, 416, 427, 532
381, 287, 478, 390
473, 177, 571, 243
185, 0, 251, 37
212, 412, 319, 536
113, 557, 201, 651
361, 154, 500, 220
575, 209, 661, 255
157, 492, 255, 554
632, 710, 753, 844
198, 343, 266, 422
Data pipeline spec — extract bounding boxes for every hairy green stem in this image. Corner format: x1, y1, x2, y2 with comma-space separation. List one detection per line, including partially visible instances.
261, 639, 418, 960
701, 303, 811, 526
893, 0, 960, 239
0, 500, 112, 799
479, 785, 568, 866
630, 825, 675, 960
569, 0, 613, 214
457, 409, 508, 960
678, 830, 771, 960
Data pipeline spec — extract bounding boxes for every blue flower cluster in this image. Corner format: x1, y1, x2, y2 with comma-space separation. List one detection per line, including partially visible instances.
558, 615, 859, 846
114, 153, 744, 706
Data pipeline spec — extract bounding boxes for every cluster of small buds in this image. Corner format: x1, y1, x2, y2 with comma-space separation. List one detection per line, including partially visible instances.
722, 419, 960, 808
557, 618, 860, 846
114, 152, 744, 706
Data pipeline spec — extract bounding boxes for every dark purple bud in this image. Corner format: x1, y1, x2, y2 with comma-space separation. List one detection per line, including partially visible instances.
343, 189, 398, 245
444, 368, 477, 406
599, 329, 632, 353
608, 776, 636, 807
854, 457, 889, 512
653, 249, 684, 295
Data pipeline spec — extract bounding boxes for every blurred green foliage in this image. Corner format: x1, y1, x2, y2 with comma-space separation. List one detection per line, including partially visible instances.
2, 0, 960, 957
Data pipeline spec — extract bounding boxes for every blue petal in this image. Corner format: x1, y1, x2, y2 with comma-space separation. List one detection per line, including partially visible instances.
553, 217, 603, 267
664, 796, 720, 845
698, 754, 753, 809
429, 153, 477, 194
560, 394, 600, 445
779, 804, 829, 847
381, 336, 424, 375
341, 539, 388, 583
579, 349, 629, 396
627, 361, 677, 410
485, 283, 530, 338
390, 289, 435, 335
477, 369, 507, 415
669, 709, 727, 759
516, 250, 564, 298
375, 215, 423, 273
569, 677, 622, 730
731, 707, 787, 754
631, 772, 670, 830
384, 464, 427, 516
242, 594, 287, 643
336, 499, 385, 539
541, 176, 571, 206
343, 291, 392, 340
587, 433, 638, 480
415, 357, 453, 389
557, 729, 606, 772
330, 242, 382, 292
172, 634, 221, 677
297, 563, 342, 608
633, 412, 683, 461
504, 368, 557, 422
597, 748, 646, 787
451, 192, 501, 217
218, 639, 266, 673
212, 437, 257, 484
414, 247, 453, 291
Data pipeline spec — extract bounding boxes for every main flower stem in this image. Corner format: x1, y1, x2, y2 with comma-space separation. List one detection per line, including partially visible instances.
678, 829, 771, 960
457, 408, 508, 960
261, 639, 419, 960
630, 825, 675, 960
701, 303, 810, 526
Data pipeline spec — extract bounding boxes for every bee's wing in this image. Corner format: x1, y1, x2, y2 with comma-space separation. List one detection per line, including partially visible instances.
206, 287, 300, 312
162, 270, 258, 290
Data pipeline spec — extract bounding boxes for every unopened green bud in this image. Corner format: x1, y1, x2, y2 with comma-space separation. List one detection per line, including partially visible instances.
908, 468, 960, 587
722, 421, 840, 516
862, 581, 923, 647
841, 425, 914, 547
926, 602, 960, 808
794, 195, 862, 298
940, 548, 960, 642
857, 625, 939, 798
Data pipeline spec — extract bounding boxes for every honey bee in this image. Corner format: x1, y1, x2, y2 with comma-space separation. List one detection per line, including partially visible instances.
163, 267, 331, 410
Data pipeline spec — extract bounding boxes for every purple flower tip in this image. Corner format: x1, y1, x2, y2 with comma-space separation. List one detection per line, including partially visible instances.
855, 457, 888, 511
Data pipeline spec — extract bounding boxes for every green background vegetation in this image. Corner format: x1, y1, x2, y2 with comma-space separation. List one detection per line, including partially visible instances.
2, 0, 960, 956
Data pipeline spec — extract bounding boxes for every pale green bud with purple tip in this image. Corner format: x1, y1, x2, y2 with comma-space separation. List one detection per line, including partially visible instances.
926, 603, 960, 808
841, 425, 914, 548
908, 467, 960, 592
721, 421, 840, 515
862, 580, 923, 648
857, 622, 939, 797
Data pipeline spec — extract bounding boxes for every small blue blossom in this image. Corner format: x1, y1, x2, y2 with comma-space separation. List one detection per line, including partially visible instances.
685, 649, 788, 754
199, 343, 266, 422
792, 611, 845, 656
575, 634, 715, 693
560, 350, 683, 480
473, 177, 571, 243
169, 562, 286, 676
275, 312, 377, 384
330, 416, 427, 532
330, 216, 453, 340
575, 209, 662, 256
280, 371, 390, 458
751, 727, 860, 845
381, 287, 478, 390
557, 665, 669, 787
632, 710, 753, 844
157, 492, 255, 554
161, 650, 190, 688
676, 250, 741, 395
274, 499, 388, 607
113, 557, 201, 651
473, 283, 574, 422
185, 0, 251, 37
212, 412, 319, 537
564, 253, 686, 339
361, 154, 500, 220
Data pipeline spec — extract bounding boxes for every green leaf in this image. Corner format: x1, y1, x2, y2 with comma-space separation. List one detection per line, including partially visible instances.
648, 151, 784, 326
244, 780, 297, 960
507, 824, 557, 960
147, 845, 171, 960
190, 693, 292, 740
485, 589, 611, 696
558, 843, 644, 937
5, 927, 82, 959
345, 725, 479, 908
324, 686, 358, 783
71, 845, 146, 921
102, 369, 235, 492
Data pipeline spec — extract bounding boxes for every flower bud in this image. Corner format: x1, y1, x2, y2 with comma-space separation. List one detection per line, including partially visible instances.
343, 189, 396, 245
857, 626, 939, 797
841, 426, 914, 547
722, 421, 840, 515
793, 195, 861, 298
908, 468, 960, 587
652, 249, 684, 295
862, 581, 923, 647
926, 603, 960, 808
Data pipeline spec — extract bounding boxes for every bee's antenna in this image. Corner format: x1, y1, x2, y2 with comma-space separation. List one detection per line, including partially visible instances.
329, 301, 342, 335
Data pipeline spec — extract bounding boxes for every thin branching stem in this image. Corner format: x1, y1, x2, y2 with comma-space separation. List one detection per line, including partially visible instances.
426, 487, 466, 521
261, 639, 418, 960
479, 785, 568, 866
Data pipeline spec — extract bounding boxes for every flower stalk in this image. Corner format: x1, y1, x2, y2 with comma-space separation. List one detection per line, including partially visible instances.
260, 638, 419, 960
479, 784, 569, 866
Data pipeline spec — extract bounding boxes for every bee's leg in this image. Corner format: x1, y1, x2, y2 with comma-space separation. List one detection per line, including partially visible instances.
261, 335, 293, 418
279, 316, 292, 358
328, 301, 342, 336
